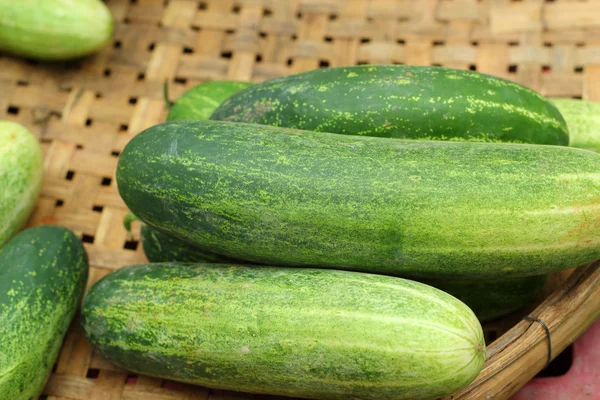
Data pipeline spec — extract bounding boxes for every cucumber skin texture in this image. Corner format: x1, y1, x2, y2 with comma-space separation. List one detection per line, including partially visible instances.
0, 225, 89, 400
167, 81, 254, 122
82, 263, 485, 400
140, 224, 546, 321
116, 120, 600, 279
0, 0, 113, 60
0, 121, 43, 248
552, 98, 600, 152
210, 65, 568, 146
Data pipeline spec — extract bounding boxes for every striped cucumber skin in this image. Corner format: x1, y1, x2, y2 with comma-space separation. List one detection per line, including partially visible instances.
552, 98, 600, 152
210, 65, 568, 145
82, 263, 485, 400
0, 0, 113, 60
139, 224, 547, 322
0, 121, 43, 248
116, 120, 600, 279
167, 81, 254, 122
0, 226, 89, 400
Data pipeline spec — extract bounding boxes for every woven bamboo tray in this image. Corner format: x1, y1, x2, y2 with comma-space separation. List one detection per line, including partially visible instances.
2, 0, 600, 399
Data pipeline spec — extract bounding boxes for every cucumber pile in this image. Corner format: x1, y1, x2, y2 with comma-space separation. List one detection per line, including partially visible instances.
87, 65, 600, 400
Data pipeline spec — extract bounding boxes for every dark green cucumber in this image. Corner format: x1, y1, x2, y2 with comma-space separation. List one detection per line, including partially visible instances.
137, 222, 547, 321
0, 225, 89, 399
116, 120, 600, 279
210, 65, 568, 145
82, 263, 485, 400
167, 81, 254, 121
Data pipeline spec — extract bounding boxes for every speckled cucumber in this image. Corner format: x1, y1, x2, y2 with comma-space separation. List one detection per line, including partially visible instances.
82, 263, 485, 400
552, 98, 600, 152
0, 121, 44, 248
0, 225, 89, 400
210, 65, 569, 145
135, 220, 547, 321
167, 81, 254, 121
117, 120, 600, 279
0, 0, 113, 60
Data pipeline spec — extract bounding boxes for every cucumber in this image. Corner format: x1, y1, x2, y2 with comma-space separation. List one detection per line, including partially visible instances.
0, 0, 113, 60
210, 65, 568, 145
0, 121, 43, 248
167, 81, 254, 122
116, 120, 600, 279
0, 225, 89, 399
82, 263, 485, 400
136, 221, 546, 321
551, 98, 600, 152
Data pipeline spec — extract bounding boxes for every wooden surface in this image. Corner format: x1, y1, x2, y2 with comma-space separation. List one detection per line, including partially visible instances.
1, 0, 600, 399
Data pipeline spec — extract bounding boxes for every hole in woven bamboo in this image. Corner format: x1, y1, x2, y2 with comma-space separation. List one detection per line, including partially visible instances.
392, 61, 404, 65
92, 205, 104, 213
103, 68, 111, 77
508, 64, 518, 73
7, 105, 19, 115
256, 54, 263, 63
16, 80, 29, 86
397, 39, 406, 45
198, 1, 207, 10
576, 42, 585, 47
86, 368, 100, 379
65, 170, 75, 181
357, 61, 368, 65
263, 8, 272, 16
259, 31, 267, 38
296, 11, 303, 19
124, 240, 139, 250
82, 234, 95, 244
324, 36, 333, 42
221, 51, 233, 59
471, 41, 479, 46
319, 60, 330, 68
183, 47, 194, 54
225, 29, 235, 34
572, 95, 583, 99
95, 92, 102, 99
361, 38, 371, 44
232, 5, 241, 13
129, 97, 138, 105
508, 41, 519, 46
101, 177, 112, 186
86, 118, 93, 127
543, 42, 553, 47
111, 150, 121, 157
76, 144, 84, 149
130, 0, 137, 4
433, 40, 445, 46
469, 64, 477, 71
55, 199, 64, 207
432, 63, 442, 67
542, 65, 551, 73
137, 72, 146, 81
126, 373, 138, 384
114, 40, 122, 49
120, 124, 129, 132
287, 58, 294, 66
148, 42, 156, 52
123, 17, 131, 24
174, 77, 187, 85
574, 66, 584, 73
40, 138, 51, 144
536, 344, 573, 377
291, 34, 297, 41
191, 25, 201, 31
329, 14, 338, 21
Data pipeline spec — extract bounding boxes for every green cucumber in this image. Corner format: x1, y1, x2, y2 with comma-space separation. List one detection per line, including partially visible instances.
136, 221, 546, 321
0, 0, 113, 60
116, 120, 600, 279
82, 263, 485, 400
552, 98, 600, 152
0, 225, 89, 399
167, 81, 254, 121
0, 121, 43, 248
210, 65, 568, 145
